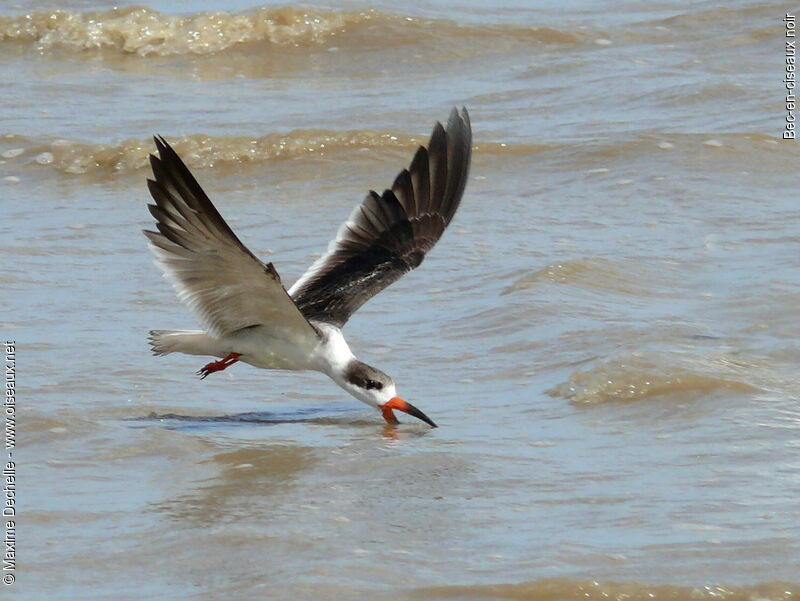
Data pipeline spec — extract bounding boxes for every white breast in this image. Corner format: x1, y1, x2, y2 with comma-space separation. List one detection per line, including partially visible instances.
227, 325, 322, 371
309, 322, 356, 377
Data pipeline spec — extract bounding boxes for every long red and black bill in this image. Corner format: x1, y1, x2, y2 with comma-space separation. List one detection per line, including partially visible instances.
382, 397, 437, 428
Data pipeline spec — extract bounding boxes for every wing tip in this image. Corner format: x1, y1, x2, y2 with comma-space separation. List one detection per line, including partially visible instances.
152, 135, 180, 169
446, 106, 472, 142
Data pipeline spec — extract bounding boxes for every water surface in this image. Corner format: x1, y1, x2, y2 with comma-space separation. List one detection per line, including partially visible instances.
2, 0, 798, 599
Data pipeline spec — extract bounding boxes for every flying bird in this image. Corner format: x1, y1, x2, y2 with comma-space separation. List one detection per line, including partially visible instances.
144, 108, 472, 427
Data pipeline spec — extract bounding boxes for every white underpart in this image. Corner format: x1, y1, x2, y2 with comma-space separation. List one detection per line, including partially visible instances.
151, 321, 395, 409
150, 317, 350, 376
238, 321, 357, 375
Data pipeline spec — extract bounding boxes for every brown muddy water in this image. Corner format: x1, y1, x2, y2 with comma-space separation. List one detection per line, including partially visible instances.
2, 0, 799, 599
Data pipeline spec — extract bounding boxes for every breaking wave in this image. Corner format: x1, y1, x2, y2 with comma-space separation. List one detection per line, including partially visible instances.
0, 130, 522, 175
411, 579, 798, 601
548, 352, 758, 405
0, 6, 581, 57
501, 258, 675, 297
0, 130, 787, 177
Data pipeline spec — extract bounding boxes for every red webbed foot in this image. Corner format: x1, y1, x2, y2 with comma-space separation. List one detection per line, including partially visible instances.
197, 352, 241, 380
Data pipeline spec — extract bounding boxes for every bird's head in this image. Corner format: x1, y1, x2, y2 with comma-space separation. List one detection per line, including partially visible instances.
342, 360, 437, 427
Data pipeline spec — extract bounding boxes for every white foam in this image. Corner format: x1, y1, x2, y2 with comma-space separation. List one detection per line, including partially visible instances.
36, 152, 54, 164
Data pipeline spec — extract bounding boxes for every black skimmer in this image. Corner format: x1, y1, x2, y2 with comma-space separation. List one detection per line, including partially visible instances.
144, 108, 472, 427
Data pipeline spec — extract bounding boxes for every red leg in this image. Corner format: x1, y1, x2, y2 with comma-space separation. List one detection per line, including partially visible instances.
197, 353, 241, 380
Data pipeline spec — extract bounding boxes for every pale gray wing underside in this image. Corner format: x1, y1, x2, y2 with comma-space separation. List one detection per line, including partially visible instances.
144, 137, 319, 348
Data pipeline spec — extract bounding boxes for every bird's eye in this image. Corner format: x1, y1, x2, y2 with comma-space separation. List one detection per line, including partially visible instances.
365, 379, 383, 390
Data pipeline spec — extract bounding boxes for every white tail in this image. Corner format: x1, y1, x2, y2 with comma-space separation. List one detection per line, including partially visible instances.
148, 330, 223, 357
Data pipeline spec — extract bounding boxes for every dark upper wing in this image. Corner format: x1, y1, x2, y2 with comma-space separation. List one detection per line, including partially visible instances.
144, 136, 319, 346
288, 107, 472, 327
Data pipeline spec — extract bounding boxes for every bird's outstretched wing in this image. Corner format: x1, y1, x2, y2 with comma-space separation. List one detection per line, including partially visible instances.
289, 107, 472, 327
144, 136, 319, 347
